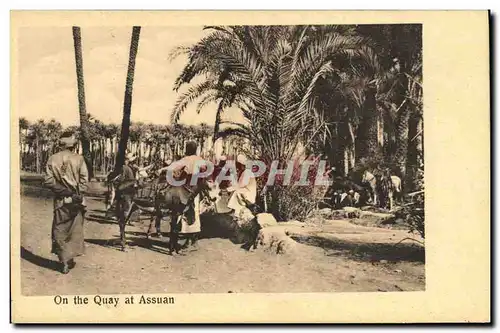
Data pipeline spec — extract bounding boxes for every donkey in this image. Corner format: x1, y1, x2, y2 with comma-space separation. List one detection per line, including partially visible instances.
361, 170, 402, 210
142, 179, 219, 240
361, 170, 379, 206
151, 180, 213, 255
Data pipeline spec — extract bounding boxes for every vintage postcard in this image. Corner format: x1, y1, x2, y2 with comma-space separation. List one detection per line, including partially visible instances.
10, 10, 490, 323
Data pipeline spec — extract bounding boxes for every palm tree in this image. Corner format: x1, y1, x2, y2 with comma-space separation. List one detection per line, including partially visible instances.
406, 54, 423, 191
28, 120, 47, 174
196, 122, 212, 155
19, 117, 30, 169
45, 119, 63, 157
102, 123, 118, 172
72, 26, 94, 179
129, 122, 141, 156
169, 123, 187, 158
114, 26, 141, 173
105, 123, 120, 167
170, 25, 373, 164
170, 25, 378, 218
90, 119, 108, 174
356, 24, 423, 186
390, 26, 422, 187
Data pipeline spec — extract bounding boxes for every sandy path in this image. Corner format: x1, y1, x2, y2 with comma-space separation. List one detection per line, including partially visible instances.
19, 184, 425, 296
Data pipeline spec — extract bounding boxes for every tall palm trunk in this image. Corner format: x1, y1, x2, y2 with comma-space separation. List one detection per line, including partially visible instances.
114, 26, 141, 173
91, 141, 97, 176
200, 139, 205, 156
357, 86, 380, 162
35, 137, 40, 174
102, 139, 106, 172
395, 105, 410, 188
377, 107, 384, 148
110, 137, 114, 165
394, 70, 410, 185
392, 47, 415, 188
22, 128, 28, 170
113, 137, 118, 166
346, 122, 356, 175
137, 141, 142, 165
98, 139, 103, 173
72, 26, 94, 179
19, 131, 23, 171
103, 139, 108, 174
406, 111, 423, 191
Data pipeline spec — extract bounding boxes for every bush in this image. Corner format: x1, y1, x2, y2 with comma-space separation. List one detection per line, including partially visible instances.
267, 183, 328, 221
264, 155, 330, 221
396, 191, 425, 238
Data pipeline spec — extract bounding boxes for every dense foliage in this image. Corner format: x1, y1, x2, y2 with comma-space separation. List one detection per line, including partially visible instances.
171, 25, 424, 218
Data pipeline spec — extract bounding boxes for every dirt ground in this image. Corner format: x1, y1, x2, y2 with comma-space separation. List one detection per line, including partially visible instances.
19, 181, 425, 296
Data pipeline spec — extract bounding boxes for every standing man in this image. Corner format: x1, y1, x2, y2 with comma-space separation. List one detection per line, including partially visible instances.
168, 141, 208, 252
44, 132, 88, 274
115, 153, 138, 244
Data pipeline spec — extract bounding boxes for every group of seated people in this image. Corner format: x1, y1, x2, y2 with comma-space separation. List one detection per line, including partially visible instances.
326, 167, 366, 209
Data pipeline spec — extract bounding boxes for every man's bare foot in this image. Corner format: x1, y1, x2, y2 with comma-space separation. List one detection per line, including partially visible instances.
189, 243, 199, 252
61, 262, 70, 274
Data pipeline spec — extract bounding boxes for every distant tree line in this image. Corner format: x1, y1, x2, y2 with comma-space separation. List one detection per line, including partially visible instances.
18, 115, 214, 177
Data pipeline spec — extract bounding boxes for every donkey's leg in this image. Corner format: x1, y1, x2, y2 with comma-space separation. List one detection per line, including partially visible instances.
155, 213, 162, 237
146, 215, 155, 239
119, 220, 126, 251
135, 207, 141, 224
105, 187, 110, 211
106, 186, 116, 213
169, 213, 179, 255
117, 200, 127, 251
152, 205, 163, 238
120, 197, 134, 251
125, 202, 137, 226
168, 216, 176, 255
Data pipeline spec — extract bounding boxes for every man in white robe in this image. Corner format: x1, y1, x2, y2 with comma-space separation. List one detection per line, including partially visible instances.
227, 154, 257, 223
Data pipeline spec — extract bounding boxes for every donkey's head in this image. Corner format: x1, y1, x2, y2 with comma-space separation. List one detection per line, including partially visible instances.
361, 170, 372, 184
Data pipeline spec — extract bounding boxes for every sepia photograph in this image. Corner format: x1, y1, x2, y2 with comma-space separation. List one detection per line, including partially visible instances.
10, 10, 489, 324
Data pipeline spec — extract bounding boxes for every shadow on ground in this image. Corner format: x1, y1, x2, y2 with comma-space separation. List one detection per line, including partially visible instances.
199, 213, 237, 240
85, 233, 180, 256
20, 246, 61, 272
20, 184, 54, 199
291, 235, 425, 263
85, 213, 118, 225
20, 179, 108, 200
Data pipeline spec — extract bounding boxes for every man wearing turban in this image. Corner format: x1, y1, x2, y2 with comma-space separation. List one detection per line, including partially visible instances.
44, 131, 88, 274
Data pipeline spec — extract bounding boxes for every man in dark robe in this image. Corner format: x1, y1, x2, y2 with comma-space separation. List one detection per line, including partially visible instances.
44, 132, 88, 274
115, 153, 138, 239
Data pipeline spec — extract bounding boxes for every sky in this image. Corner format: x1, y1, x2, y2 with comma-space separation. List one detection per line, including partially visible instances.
16, 26, 243, 127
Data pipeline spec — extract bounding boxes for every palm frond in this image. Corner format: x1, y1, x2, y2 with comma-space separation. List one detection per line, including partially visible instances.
295, 61, 336, 118
195, 92, 219, 114
216, 126, 252, 140
203, 26, 233, 34
168, 45, 191, 62
170, 80, 216, 124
